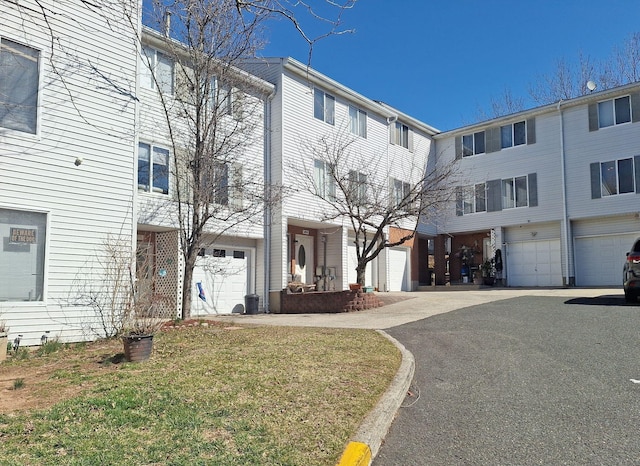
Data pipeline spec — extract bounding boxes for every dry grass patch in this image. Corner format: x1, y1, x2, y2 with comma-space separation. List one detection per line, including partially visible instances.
0, 324, 400, 465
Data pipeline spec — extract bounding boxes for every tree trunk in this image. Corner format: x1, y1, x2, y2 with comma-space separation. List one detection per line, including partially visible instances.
181, 255, 196, 320
356, 265, 366, 286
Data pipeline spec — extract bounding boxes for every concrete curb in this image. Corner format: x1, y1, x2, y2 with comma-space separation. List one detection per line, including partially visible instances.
337, 330, 415, 465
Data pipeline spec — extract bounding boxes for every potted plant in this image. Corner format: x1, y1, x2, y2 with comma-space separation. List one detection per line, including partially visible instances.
121, 245, 172, 362
481, 260, 495, 286
0, 320, 8, 363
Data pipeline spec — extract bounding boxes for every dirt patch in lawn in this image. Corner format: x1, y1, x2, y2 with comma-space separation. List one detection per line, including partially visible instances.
0, 339, 122, 414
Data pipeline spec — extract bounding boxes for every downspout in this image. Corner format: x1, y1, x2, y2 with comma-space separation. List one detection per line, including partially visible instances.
557, 100, 572, 286
263, 88, 276, 312
384, 115, 398, 292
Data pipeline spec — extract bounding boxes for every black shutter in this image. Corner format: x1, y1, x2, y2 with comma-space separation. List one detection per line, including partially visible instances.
455, 136, 462, 160
528, 173, 538, 207
588, 103, 599, 131
486, 179, 502, 212
635, 156, 640, 194
526, 118, 536, 144
632, 92, 640, 123
590, 162, 601, 199
456, 187, 463, 216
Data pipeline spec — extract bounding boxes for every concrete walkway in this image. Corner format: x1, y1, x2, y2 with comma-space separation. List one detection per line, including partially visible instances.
211, 287, 622, 330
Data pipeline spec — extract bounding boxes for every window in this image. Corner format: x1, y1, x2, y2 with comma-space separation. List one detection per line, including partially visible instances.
460, 183, 486, 215
0, 38, 39, 134
392, 121, 411, 149
141, 46, 174, 95
313, 88, 335, 125
391, 178, 411, 208
0, 208, 46, 301
212, 161, 242, 208
138, 142, 169, 195
594, 158, 636, 197
598, 96, 631, 128
462, 131, 485, 156
500, 121, 526, 149
314, 159, 336, 199
502, 176, 528, 208
349, 170, 368, 204
349, 106, 367, 138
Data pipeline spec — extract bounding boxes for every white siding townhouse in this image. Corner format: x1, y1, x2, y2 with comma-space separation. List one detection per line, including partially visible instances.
243, 58, 438, 311
432, 82, 640, 288
0, 1, 139, 344
135, 28, 275, 317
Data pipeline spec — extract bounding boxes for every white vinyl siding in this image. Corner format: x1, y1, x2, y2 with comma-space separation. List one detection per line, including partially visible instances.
1, 1, 138, 344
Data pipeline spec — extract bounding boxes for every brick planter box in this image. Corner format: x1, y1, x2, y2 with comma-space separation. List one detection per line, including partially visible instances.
279, 290, 383, 314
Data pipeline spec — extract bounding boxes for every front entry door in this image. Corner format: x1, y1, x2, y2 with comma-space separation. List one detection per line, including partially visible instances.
295, 235, 314, 284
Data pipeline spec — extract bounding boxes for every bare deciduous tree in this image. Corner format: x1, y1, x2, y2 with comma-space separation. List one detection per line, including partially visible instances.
297, 128, 456, 285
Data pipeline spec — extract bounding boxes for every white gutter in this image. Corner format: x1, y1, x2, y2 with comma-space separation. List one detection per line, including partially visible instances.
557, 100, 572, 286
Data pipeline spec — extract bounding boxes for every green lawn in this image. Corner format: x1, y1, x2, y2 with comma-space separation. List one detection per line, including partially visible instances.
0, 323, 400, 465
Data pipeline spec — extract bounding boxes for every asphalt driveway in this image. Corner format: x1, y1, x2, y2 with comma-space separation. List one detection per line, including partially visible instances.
375, 292, 640, 465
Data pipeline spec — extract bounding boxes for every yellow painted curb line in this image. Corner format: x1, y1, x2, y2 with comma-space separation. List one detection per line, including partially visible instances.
336, 441, 372, 466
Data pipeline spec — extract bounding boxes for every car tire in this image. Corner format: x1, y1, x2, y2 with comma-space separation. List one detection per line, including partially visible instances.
625, 289, 637, 303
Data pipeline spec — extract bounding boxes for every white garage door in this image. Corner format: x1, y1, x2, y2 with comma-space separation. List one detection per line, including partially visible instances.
574, 234, 638, 286
388, 247, 410, 291
506, 240, 562, 287
191, 249, 249, 315
348, 244, 373, 286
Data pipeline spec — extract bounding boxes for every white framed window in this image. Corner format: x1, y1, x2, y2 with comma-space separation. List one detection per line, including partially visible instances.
391, 121, 412, 150
314, 159, 336, 200
462, 131, 485, 156
141, 46, 174, 95
0, 38, 40, 134
212, 161, 243, 208
598, 96, 631, 128
502, 176, 528, 209
313, 88, 335, 125
500, 121, 526, 149
461, 183, 486, 214
349, 170, 368, 204
138, 142, 170, 195
599, 158, 635, 196
390, 177, 411, 209
349, 105, 367, 138
0, 208, 47, 302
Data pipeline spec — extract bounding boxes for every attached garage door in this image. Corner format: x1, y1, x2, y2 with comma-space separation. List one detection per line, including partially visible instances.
506, 240, 562, 287
348, 244, 373, 287
574, 234, 638, 286
388, 247, 410, 291
191, 249, 249, 315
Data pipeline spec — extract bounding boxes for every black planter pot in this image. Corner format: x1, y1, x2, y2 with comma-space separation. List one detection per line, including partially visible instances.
483, 276, 495, 286
122, 334, 154, 362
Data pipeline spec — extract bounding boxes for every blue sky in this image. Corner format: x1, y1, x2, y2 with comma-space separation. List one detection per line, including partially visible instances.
260, 0, 640, 131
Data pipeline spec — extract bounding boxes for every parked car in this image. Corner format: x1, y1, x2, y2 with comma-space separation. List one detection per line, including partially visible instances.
623, 238, 640, 303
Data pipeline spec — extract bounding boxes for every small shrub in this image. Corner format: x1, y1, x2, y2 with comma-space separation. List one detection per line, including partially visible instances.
36, 339, 63, 357
12, 378, 25, 390
14, 347, 30, 360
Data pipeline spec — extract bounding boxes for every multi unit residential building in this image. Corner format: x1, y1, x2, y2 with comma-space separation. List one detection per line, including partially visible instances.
431, 83, 640, 288
1, 1, 139, 345
242, 58, 438, 312
2, 3, 640, 344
